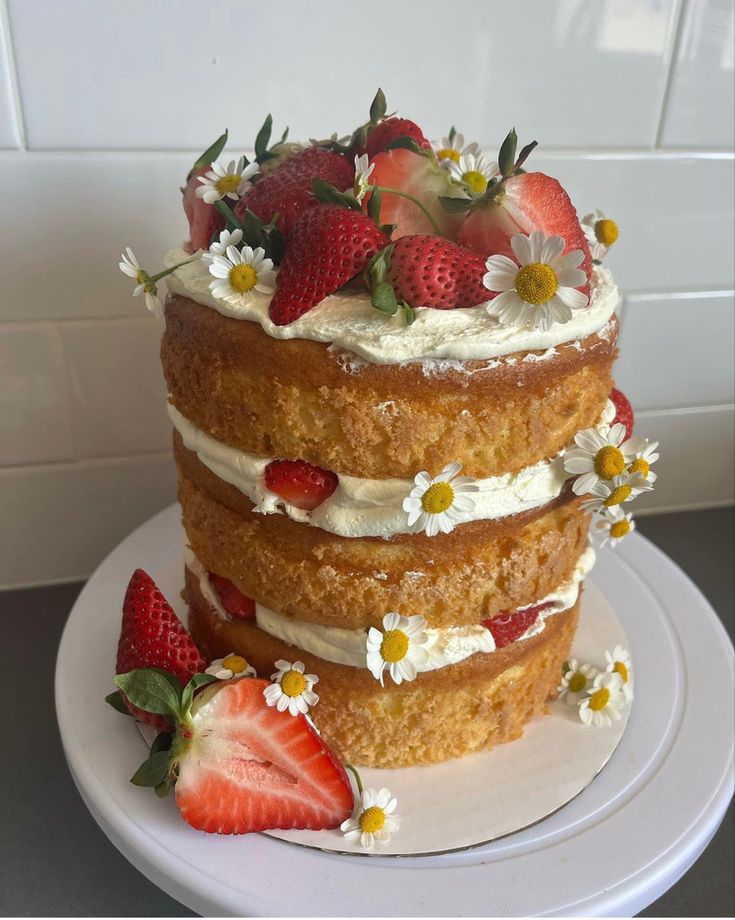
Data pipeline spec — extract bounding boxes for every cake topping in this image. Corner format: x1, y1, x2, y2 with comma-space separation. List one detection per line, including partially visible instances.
582, 208, 620, 263
596, 510, 636, 548
207, 243, 276, 306
403, 461, 479, 536
605, 645, 634, 701
119, 248, 196, 319
264, 659, 320, 716
558, 648, 633, 725
366, 613, 430, 685
340, 778, 400, 850
195, 155, 260, 205
205, 653, 256, 680
557, 659, 600, 706
579, 672, 626, 727
434, 127, 480, 164
564, 422, 647, 495
446, 151, 498, 196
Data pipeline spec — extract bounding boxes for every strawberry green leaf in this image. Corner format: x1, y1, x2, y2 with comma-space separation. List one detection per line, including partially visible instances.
372, 281, 399, 315
192, 130, 228, 172
498, 128, 518, 179
254, 114, 273, 160
114, 668, 183, 718
180, 672, 217, 716
367, 187, 382, 223
514, 140, 538, 173
439, 195, 473, 214
311, 178, 362, 211
402, 302, 416, 326
384, 136, 431, 156
105, 690, 132, 715
364, 245, 393, 288
155, 778, 172, 798
369, 88, 387, 125
130, 750, 172, 788
150, 731, 173, 756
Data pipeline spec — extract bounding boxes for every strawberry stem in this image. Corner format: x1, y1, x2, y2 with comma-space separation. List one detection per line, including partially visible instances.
372, 185, 442, 235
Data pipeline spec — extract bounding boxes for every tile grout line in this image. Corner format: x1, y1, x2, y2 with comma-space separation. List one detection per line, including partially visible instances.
653, 0, 688, 149
0, 0, 27, 148
0, 449, 174, 475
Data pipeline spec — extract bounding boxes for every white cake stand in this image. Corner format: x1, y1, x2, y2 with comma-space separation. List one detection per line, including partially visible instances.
56, 505, 734, 917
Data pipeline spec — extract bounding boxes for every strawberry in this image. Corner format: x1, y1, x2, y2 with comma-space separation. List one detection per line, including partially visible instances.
382, 235, 492, 310
235, 147, 355, 237
116, 569, 206, 731
610, 388, 634, 440
182, 165, 226, 253
265, 459, 339, 511
482, 602, 552, 649
174, 678, 353, 834
365, 116, 431, 158
209, 573, 256, 620
268, 204, 390, 325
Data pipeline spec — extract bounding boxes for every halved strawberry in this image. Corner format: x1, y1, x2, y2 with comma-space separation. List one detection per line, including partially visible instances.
175, 678, 354, 834
482, 602, 552, 649
610, 388, 634, 440
264, 459, 338, 511
116, 569, 206, 731
182, 165, 226, 253
209, 573, 256, 620
365, 116, 431, 158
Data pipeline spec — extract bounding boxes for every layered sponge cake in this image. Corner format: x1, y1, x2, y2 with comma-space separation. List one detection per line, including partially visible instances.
152, 99, 651, 768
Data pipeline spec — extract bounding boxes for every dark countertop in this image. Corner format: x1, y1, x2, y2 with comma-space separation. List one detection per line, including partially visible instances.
0, 508, 732, 917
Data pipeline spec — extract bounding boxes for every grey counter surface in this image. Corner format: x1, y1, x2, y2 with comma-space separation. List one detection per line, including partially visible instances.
1, 508, 732, 917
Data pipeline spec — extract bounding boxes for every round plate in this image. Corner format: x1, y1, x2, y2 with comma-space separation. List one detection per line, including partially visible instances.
56, 505, 734, 916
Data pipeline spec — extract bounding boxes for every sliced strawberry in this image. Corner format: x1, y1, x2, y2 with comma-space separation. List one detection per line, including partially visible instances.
235, 147, 355, 238
182, 165, 226, 253
482, 602, 552, 649
265, 459, 338, 511
116, 569, 206, 731
175, 678, 354, 834
365, 116, 431, 158
610, 388, 634, 440
366, 147, 467, 240
209, 573, 256, 620
268, 204, 390, 325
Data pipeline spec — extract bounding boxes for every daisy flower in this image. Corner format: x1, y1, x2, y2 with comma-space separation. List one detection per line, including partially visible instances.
628, 440, 660, 484
352, 153, 375, 203
557, 658, 599, 706
403, 461, 479, 537
119, 247, 162, 318
201, 228, 244, 265
564, 423, 648, 495
208, 244, 276, 306
580, 471, 653, 514
484, 230, 588, 331
596, 509, 636, 548
579, 671, 626, 727
605, 644, 634, 701
435, 129, 480, 164
582, 209, 619, 262
205, 653, 256, 680
196, 156, 260, 203
366, 613, 430, 686
446, 152, 498, 196
340, 786, 399, 849
263, 660, 319, 716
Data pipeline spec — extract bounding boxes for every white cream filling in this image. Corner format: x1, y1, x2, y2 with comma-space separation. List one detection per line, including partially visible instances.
170, 401, 615, 539
164, 247, 618, 367
185, 545, 595, 673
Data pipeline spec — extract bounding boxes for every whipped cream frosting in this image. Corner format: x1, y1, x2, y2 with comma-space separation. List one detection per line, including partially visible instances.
185, 544, 595, 673
169, 400, 615, 539
164, 246, 618, 366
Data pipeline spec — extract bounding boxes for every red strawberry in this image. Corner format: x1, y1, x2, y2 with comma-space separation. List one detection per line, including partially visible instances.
175, 678, 354, 834
366, 147, 467, 240
610, 388, 634, 440
182, 166, 226, 253
265, 459, 339, 511
116, 569, 206, 731
384, 235, 492, 310
365, 116, 431, 158
269, 205, 390, 325
235, 147, 355, 237
209, 573, 256, 620
482, 602, 552, 649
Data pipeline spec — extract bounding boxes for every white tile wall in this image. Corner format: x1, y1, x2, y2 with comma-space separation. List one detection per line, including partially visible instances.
0, 0, 732, 587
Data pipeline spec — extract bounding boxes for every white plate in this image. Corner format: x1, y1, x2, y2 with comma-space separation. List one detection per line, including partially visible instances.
56, 505, 734, 916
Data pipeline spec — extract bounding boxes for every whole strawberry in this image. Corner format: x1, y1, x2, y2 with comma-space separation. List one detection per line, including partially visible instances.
269, 204, 390, 325
610, 388, 634, 439
365, 116, 431, 158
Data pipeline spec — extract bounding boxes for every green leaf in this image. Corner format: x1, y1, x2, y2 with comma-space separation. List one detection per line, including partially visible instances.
364, 245, 392, 288
181, 673, 217, 716
311, 178, 362, 211
384, 136, 431, 156
105, 691, 132, 716
369, 88, 387, 125
447, 126, 456, 145
130, 750, 172, 788
254, 114, 273, 160
367, 187, 382, 223
514, 140, 538, 173
439, 195, 473, 214
150, 731, 173, 756
192, 130, 228, 171
371, 281, 398, 315
214, 199, 244, 232
402, 302, 416, 326
113, 668, 182, 718
498, 128, 518, 178
155, 777, 172, 798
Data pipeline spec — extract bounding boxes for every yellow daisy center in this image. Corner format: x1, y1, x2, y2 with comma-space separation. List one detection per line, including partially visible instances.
359, 806, 386, 834
515, 262, 558, 305
136, 270, 146, 285
215, 173, 241, 195
437, 148, 460, 162
630, 458, 650, 477
613, 661, 629, 683
230, 263, 258, 294
594, 445, 626, 479
280, 670, 307, 697
604, 484, 632, 506
421, 482, 455, 514
595, 219, 618, 246
609, 519, 631, 540
380, 629, 409, 663
462, 170, 488, 195
588, 687, 610, 711
222, 653, 248, 673
568, 671, 587, 693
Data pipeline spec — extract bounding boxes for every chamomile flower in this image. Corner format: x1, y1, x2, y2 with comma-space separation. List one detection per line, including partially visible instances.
564, 423, 648, 495
484, 230, 588, 331
447, 152, 498, 196
403, 462, 479, 537
596, 509, 636, 548
208, 244, 276, 305
201, 228, 244, 265
628, 440, 660, 484
263, 660, 319, 716
119, 247, 162, 318
557, 659, 599, 706
205, 653, 256, 680
605, 645, 634, 701
579, 671, 626, 727
196, 156, 260, 203
340, 786, 399, 849
435, 129, 480, 164
366, 613, 429, 686
580, 471, 653, 514
352, 153, 375, 202
582, 209, 619, 262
